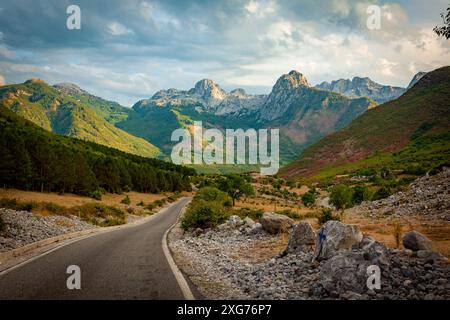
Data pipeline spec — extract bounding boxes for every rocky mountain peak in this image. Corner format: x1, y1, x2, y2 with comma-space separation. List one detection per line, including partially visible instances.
273, 70, 310, 92
192, 79, 227, 103
53, 82, 86, 95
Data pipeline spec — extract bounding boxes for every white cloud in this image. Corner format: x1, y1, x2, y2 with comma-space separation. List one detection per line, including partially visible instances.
107, 22, 134, 36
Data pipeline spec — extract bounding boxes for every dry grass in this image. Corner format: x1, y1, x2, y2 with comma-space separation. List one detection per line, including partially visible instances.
344, 212, 450, 258
0, 188, 181, 215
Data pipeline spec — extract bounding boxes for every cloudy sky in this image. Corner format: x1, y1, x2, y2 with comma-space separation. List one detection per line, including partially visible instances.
0, 0, 449, 106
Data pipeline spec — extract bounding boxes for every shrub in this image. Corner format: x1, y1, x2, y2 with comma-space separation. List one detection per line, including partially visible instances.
372, 186, 392, 200
72, 203, 126, 227
329, 184, 353, 210
196, 187, 231, 205
234, 207, 264, 220
90, 190, 103, 200
0, 198, 37, 212
43, 202, 64, 214
352, 186, 371, 205
121, 195, 131, 205
145, 203, 156, 211
137, 201, 145, 206
181, 199, 229, 230
277, 209, 300, 220
302, 189, 317, 207
318, 208, 340, 225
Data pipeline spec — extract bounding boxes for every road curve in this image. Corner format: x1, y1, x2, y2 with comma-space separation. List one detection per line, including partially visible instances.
0, 197, 192, 300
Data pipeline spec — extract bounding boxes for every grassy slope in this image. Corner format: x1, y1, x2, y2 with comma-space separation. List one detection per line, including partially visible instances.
0, 80, 160, 158
280, 66, 450, 181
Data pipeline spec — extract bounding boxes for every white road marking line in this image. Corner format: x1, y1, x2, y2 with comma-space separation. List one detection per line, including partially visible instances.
162, 199, 195, 300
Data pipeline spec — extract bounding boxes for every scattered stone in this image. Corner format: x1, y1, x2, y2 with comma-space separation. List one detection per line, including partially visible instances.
260, 212, 294, 234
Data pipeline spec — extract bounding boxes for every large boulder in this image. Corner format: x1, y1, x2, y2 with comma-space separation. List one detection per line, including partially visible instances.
319, 251, 371, 296
260, 212, 294, 234
403, 230, 432, 251
314, 221, 363, 260
287, 221, 316, 253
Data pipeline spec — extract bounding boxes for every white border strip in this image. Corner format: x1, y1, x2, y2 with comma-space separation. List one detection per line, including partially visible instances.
162, 199, 195, 300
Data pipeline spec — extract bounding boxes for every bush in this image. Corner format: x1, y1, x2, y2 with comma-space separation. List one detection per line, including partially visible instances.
301, 189, 317, 207
329, 184, 353, 210
372, 186, 392, 200
181, 199, 229, 230
234, 207, 264, 220
352, 186, 371, 205
72, 203, 126, 226
196, 186, 231, 205
137, 201, 145, 206
121, 195, 131, 205
43, 202, 64, 214
277, 209, 300, 220
0, 198, 37, 212
318, 208, 340, 225
90, 190, 103, 200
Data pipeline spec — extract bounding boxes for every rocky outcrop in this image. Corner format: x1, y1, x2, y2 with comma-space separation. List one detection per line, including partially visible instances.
260, 212, 294, 234
315, 76, 405, 104
314, 220, 363, 261
403, 230, 433, 251
286, 221, 316, 253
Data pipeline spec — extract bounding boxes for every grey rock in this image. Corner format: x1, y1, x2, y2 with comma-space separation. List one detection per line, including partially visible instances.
403, 230, 433, 251
314, 221, 363, 260
286, 221, 316, 253
260, 212, 294, 235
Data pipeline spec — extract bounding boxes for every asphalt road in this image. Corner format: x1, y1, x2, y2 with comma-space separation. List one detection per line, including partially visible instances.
0, 197, 192, 300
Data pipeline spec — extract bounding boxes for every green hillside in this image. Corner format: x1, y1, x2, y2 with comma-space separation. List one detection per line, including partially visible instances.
280, 66, 450, 182
0, 105, 194, 196
0, 79, 160, 158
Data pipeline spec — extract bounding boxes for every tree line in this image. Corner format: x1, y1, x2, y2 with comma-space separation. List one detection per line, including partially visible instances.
0, 106, 194, 197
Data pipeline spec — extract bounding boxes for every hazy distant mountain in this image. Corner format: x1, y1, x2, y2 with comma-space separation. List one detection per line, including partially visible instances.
315, 76, 405, 104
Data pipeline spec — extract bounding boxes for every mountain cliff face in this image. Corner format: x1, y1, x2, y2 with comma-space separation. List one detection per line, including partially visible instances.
315, 76, 405, 104
0, 79, 160, 158
281, 66, 450, 181
134, 79, 266, 116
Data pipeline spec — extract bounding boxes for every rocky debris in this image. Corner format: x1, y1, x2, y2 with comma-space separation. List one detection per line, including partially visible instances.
314, 221, 363, 261
286, 221, 316, 253
0, 208, 96, 252
216, 215, 263, 236
347, 169, 450, 221
403, 230, 433, 251
170, 218, 450, 300
260, 212, 294, 234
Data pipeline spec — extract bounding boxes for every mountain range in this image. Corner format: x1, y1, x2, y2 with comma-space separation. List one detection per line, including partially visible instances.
0, 69, 433, 174
280, 66, 450, 181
